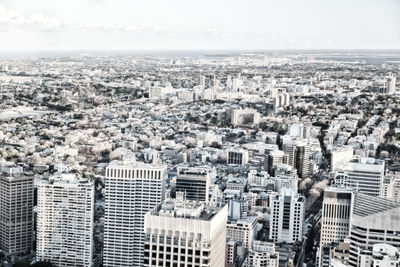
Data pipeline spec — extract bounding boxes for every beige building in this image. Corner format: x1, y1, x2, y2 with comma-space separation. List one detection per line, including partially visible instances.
320, 187, 353, 248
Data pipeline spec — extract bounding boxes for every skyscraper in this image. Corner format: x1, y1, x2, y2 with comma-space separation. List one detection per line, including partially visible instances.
0, 166, 33, 258
295, 144, 310, 178
319, 187, 353, 267
36, 174, 94, 267
283, 142, 296, 168
269, 188, 305, 243
143, 193, 227, 267
320, 187, 353, 248
103, 161, 167, 267
175, 166, 211, 202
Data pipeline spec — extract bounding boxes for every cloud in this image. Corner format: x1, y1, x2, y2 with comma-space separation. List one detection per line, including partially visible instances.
0, 4, 24, 26
202, 28, 221, 36
30, 13, 63, 31
0, 4, 206, 37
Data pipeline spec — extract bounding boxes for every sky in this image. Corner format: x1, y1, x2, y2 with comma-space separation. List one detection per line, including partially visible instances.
0, 0, 399, 51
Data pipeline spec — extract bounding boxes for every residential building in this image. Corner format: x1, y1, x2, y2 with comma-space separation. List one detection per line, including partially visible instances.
36, 174, 94, 267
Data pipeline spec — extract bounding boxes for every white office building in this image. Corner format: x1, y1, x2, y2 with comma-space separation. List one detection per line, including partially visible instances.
103, 161, 167, 267
143, 193, 227, 267
269, 188, 305, 243
320, 187, 353, 248
244, 241, 279, 267
36, 174, 94, 267
319, 187, 353, 267
336, 158, 385, 197
226, 216, 257, 250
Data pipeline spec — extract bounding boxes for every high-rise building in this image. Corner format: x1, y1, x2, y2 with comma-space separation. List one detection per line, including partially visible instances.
384, 74, 396, 94
288, 123, 319, 139
295, 144, 310, 178
143, 193, 227, 267
348, 193, 400, 266
0, 166, 33, 257
225, 240, 243, 267
319, 187, 353, 267
226, 216, 257, 250
175, 166, 210, 202
283, 143, 296, 168
103, 161, 167, 267
320, 187, 353, 248
199, 74, 206, 88
336, 158, 385, 197
283, 141, 311, 178
226, 148, 249, 165
36, 174, 94, 267
269, 188, 305, 243
266, 150, 284, 174
244, 241, 279, 267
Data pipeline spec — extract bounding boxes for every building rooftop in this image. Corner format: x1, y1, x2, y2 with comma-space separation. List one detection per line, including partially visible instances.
353, 193, 400, 217
349, 157, 384, 166
151, 192, 225, 221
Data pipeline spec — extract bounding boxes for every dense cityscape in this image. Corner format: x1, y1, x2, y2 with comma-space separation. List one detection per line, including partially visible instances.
0, 50, 399, 267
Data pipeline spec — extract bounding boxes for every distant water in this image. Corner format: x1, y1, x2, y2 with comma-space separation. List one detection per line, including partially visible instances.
0, 49, 399, 64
